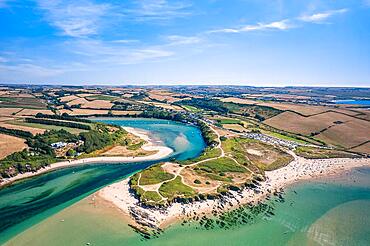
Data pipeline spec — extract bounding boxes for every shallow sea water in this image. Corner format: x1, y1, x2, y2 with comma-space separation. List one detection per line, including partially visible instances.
6, 168, 370, 246
0, 118, 205, 244
2, 119, 370, 245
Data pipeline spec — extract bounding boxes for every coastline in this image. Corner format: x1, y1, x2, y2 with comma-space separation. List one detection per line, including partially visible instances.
0, 127, 173, 188
98, 156, 370, 230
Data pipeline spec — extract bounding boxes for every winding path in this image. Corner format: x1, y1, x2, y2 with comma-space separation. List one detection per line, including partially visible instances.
137, 123, 255, 198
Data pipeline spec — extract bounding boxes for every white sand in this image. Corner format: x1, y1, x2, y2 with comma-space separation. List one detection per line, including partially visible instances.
1, 127, 173, 187
99, 156, 370, 229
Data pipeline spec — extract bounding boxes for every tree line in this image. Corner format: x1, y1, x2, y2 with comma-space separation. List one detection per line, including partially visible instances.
35, 112, 93, 123
25, 118, 91, 130
0, 126, 33, 139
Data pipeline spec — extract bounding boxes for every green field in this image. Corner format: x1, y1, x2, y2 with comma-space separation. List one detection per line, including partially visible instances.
217, 118, 241, 124
178, 147, 221, 165
8, 120, 88, 134
85, 95, 117, 101
159, 176, 196, 200
182, 105, 201, 112
264, 131, 309, 144
221, 138, 251, 166
295, 146, 358, 159
0, 97, 47, 109
198, 157, 247, 173
137, 164, 175, 185
135, 190, 164, 205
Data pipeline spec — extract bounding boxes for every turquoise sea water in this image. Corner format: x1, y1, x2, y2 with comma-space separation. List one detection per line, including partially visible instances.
5, 167, 370, 246
93, 118, 205, 160
1, 118, 370, 245
0, 118, 205, 244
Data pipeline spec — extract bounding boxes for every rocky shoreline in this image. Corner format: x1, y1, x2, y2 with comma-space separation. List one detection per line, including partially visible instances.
98, 156, 370, 233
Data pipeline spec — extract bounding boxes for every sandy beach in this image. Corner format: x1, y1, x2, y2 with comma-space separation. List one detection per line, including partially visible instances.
98, 156, 370, 230
0, 127, 173, 187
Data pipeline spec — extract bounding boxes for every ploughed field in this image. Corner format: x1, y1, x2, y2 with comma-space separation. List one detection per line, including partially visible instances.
0, 134, 27, 160
264, 111, 370, 153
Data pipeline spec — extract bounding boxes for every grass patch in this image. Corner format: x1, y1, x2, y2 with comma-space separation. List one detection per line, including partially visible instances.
141, 191, 163, 204
178, 147, 221, 165
182, 105, 201, 112
258, 156, 294, 171
221, 138, 251, 165
126, 140, 145, 150
197, 157, 247, 173
159, 176, 196, 201
295, 146, 357, 159
85, 95, 117, 101
217, 118, 241, 124
222, 137, 293, 171
263, 131, 309, 144
194, 170, 231, 182
139, 164, 175, 185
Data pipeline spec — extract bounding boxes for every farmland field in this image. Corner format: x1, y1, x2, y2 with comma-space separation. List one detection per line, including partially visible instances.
258, 102, 360, 116
217, 118, 241, 124
220, 97, 257, 105
59, 109, 110, 115
66, 98, 89, 106
350, 142, 370, 154
0, 96, 47, 109
80, 100, 113, 109
0, 133, 27, 160
15, 109, 54, 116
264, 111, 358, 135
0, 122, 45, 135
85, 95, 117, 101
7, 120, 88, 134
264, 111, 370, 150
0, 108, 23, 116
294, 146, 357, 159
182, 105, 201, 112
317, 120, 370, 148
59, 95, 79, 102
263, 131, 309, 144
222, 123, 247, 132
142, 101, 184, 111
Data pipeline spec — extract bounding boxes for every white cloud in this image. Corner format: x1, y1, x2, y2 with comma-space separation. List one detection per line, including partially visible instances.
36, 0, 193, 38
111, 39, 140, 44
299, 9, 348, 23
209, 8, 348, 35
128, 0, 192, 21
37, 0, 111, 37
210, 19, 293, 34
66, 39, 174, 65
0, 63, 63, 77
128, 49, 174, 63
166, 35, 202, 45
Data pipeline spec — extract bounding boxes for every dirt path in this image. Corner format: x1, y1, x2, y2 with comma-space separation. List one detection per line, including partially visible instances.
138, 123, 236, 196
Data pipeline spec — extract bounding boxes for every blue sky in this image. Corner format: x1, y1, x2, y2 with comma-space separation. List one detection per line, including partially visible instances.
0, 0, 369, 86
